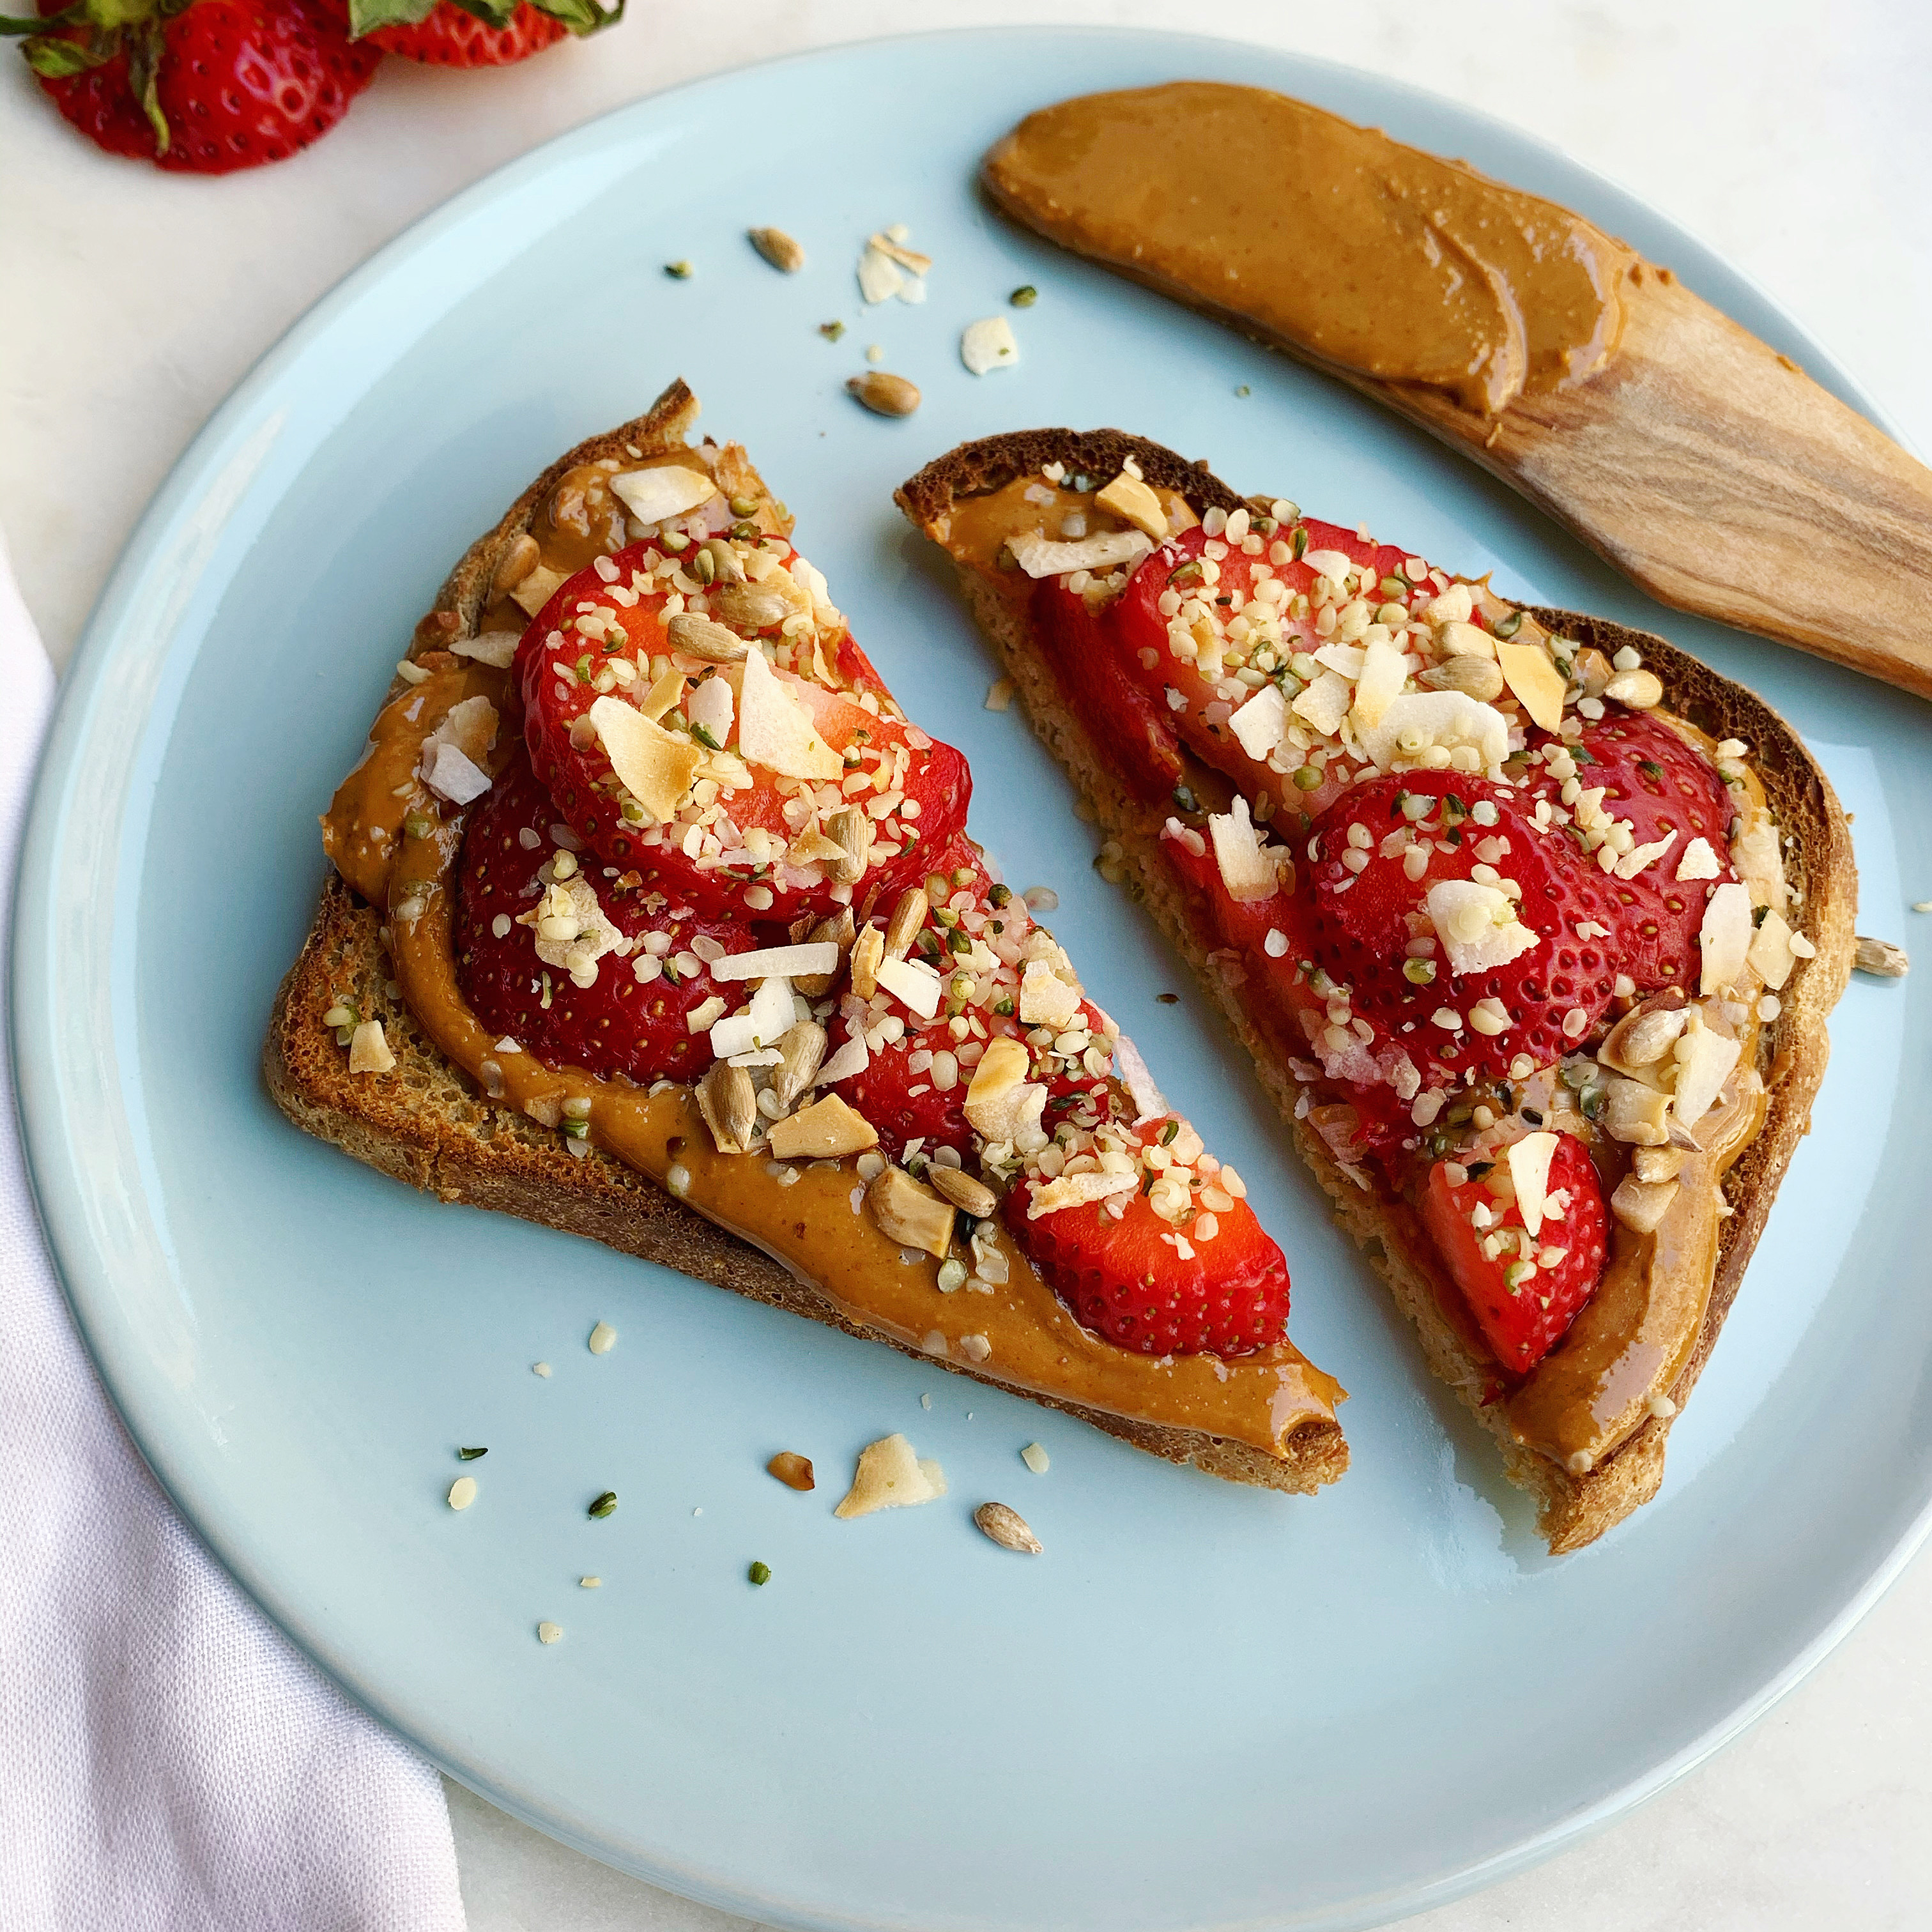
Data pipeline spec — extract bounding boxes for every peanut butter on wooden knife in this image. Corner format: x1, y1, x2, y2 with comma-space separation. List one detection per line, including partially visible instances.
983, 82, 1932, 700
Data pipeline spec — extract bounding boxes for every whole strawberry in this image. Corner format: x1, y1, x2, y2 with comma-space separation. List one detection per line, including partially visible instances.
340, 0, 615, 67
13, 0, 379, 172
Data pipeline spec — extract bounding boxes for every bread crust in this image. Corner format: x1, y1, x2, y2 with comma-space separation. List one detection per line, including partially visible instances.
263, 382, 1347, 1499
896, 428, 1857, 1551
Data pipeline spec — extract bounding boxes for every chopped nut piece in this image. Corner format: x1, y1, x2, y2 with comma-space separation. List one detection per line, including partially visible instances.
847, 372, 921, 417
973, 1501, 1043, 1554
926, 1165, 998, 1218
768, 1093, 877, 1160
348, 1020, 395, 1073
1853, 935, 1908, 977
1604, 668, 1664, 709
833, 1433, 945, 1517
491, 532, 540, 594
848, 922, 884, 998
716, 576, 808, 631
1418, 654, 1505, 703
1094, 471, 1168, 540
1611, 1173, 1680, 1234
766, 1451, 815, 1492
747, 226, 806, 273
1632, 1145, 1684, 1184
509, 563, 566, 618
867, 1165, 954, 1257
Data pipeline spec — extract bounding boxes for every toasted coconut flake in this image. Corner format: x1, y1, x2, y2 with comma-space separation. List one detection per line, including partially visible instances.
588, 696, 703, 824
1698, 883, 1755, 993
834, 1434, 944, 1517
737, 650, 843, 781
610, 464, 719, 526
1007, 528, 1152, 579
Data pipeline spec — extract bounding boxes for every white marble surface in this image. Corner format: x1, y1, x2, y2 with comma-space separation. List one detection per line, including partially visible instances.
4, 1, 1928, 1926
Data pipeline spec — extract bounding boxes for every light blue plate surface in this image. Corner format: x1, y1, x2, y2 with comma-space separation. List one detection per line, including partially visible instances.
13, 29, 1932, 1932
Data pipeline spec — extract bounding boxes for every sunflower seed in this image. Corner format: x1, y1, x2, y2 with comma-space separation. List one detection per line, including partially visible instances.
973, 1502, 1042, 1554
747, 226, 806, 273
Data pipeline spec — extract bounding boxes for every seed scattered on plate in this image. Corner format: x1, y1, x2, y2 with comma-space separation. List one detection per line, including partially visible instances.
847, 371, 921, 418
579, 1576, 601, 1589
818, 319, 846, 342
664, 260, 693, 280
767, 1451, 815, 1491
974, 1502, 1043, 1554
1020, 1443, 1050, 1475
447, 1477, 478, 1511
457, 1446, 487, 1462
537, 1621, 563, 1644
587, 1321, 617, 1355
747, 226, 805, 273
747, 1561, 772, 1586
532, 1361, 552, 1378
588, 1491, 618, 1519
1009, 284, 1038, 307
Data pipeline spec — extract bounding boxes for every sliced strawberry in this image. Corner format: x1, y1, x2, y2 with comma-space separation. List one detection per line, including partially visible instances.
455, 748, 755, 1085
516, 540, 969, 923
1031, 576, 1184, 804
1420, 1133, 1609, 1375
1303, 771, 1621, 1082
1007, 1128, 1291, 1358
1527, 710, 1738, 995
827, 836, 1110, 1160
1107, 517, 1428, 814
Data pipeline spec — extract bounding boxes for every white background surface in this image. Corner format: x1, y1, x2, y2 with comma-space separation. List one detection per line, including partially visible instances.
4, 3, 1928, 1928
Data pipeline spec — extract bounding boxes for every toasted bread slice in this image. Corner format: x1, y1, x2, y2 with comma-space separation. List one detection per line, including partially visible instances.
265, 384, 1347, 1497
898, 427, 1857, 1551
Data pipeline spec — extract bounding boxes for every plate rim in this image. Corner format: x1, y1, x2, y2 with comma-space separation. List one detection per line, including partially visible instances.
12, 26, 1930, 1931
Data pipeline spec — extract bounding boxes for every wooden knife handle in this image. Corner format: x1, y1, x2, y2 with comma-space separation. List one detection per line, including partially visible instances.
1357, 268, 1932, 701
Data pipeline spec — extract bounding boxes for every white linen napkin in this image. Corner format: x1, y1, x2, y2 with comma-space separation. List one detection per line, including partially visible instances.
0, 539, 468, 1932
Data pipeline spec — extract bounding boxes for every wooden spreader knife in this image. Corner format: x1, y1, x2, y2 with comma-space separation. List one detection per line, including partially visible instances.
982, 83, 1932, 700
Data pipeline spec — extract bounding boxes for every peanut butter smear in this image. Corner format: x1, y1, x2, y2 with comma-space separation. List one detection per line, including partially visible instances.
982, 82, 1636, 417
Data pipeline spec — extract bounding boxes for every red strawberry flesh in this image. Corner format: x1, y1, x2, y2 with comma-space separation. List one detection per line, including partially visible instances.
455, 747, 756, 1086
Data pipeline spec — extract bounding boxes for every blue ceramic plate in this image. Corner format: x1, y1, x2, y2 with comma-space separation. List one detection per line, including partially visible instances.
15, 29, 1931, 1932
